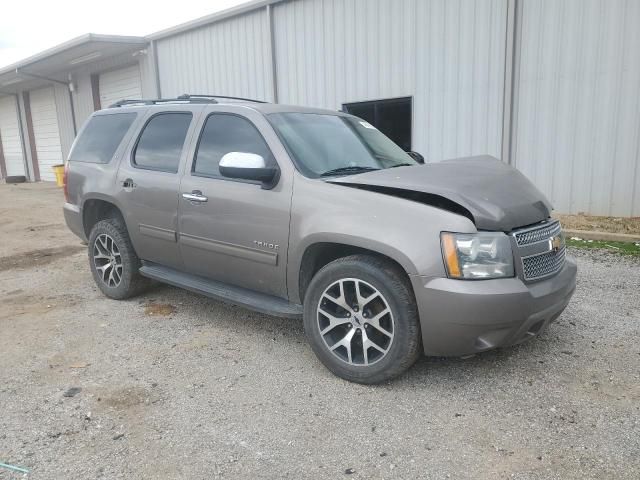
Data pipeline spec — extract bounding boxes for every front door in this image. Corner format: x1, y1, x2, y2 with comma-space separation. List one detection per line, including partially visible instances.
178, 111, 292, 299
116, 107, 199, 270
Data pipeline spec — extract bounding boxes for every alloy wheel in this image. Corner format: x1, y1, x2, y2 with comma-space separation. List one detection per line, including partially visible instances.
317, 278, 394, 366
93, 233, 123, 288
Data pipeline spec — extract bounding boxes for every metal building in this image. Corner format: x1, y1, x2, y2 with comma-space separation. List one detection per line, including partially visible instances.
0, 0, 639, 216
0, 34, 156, 181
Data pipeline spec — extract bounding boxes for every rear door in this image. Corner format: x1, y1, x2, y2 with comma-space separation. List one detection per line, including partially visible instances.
116, 105, 201, 270
177, 108, 293, 298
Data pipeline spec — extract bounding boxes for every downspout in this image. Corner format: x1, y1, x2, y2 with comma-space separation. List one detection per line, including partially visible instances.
67, 75, 78, 136
266, 4, 279, 103
150, 39, 162, 98
15, 68, 77, 136
501, 0, 521, 165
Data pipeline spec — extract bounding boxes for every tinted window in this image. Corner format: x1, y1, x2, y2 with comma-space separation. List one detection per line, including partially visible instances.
133, 113, 192, 173
193, 114, 273, 177
69, 113, 136, 164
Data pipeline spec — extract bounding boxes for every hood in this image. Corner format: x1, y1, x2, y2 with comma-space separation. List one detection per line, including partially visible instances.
326, 155, 552, 231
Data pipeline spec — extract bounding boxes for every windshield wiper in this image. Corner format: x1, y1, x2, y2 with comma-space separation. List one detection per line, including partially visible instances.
388, 163, 414, 169
320, 166, 380, 177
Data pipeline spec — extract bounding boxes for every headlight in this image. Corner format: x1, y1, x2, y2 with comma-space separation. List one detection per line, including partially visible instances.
440, 232, 514, 279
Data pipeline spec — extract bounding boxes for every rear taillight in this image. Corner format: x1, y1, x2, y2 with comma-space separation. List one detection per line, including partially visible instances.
63, 162, 70, 202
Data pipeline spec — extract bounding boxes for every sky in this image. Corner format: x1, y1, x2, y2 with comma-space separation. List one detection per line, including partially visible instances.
0, 0, 248, 68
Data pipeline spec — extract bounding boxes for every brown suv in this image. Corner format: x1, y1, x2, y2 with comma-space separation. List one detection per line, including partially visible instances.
64, 95, 577, 383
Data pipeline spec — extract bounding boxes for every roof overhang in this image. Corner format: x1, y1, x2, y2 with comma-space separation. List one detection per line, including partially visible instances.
148, 0, 284, 41
0, 34, 148, 94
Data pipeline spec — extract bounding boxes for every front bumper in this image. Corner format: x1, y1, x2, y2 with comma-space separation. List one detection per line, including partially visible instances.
410, 256, 577, 356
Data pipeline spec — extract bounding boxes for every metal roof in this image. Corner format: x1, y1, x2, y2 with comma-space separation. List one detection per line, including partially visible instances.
147, 0, 285, 41
0, 0, 280, 93
0, 34, 148, 93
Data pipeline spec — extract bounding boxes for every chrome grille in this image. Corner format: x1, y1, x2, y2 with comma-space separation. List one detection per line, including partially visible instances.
512, 220, 566, 281
514, 221, 562, 246
522, 247, 566, 280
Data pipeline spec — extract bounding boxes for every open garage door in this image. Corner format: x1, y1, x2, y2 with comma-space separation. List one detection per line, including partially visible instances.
30, 87, 63, 182
0, 95, 25, 178
99, 64, 143, 108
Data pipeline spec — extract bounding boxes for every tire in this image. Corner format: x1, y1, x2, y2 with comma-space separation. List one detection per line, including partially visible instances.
303, 254, 422, 384
87, 216, 149, 300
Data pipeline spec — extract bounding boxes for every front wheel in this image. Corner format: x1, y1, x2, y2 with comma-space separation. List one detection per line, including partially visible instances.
303, 255, 422, 384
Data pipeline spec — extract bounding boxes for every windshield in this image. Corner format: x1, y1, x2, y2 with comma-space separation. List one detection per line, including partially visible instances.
268, 112, 417, 177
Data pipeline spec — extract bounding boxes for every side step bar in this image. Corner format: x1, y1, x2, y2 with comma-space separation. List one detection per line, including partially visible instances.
139, 262, 303, 319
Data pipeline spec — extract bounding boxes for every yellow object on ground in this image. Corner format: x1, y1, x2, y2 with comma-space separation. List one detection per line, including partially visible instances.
52, 164, 65, 187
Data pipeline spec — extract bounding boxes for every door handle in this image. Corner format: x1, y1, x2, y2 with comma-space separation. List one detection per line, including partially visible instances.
182, 191, 208, 203
122, 178, 136, 189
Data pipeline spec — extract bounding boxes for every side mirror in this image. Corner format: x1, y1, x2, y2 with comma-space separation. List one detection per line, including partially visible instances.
407, 151, 425, 164
219, 152, 279, 188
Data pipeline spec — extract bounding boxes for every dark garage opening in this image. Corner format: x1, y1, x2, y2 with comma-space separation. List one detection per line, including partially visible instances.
343, 97, 412, 151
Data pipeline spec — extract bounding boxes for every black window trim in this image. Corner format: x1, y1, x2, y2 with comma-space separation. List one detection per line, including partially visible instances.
130, 111, 194, 174
190, 111, 280, 186
342, 95, 413, 152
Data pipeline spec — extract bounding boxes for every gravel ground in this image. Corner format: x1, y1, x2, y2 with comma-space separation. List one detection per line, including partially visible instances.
0, 183, 639, 479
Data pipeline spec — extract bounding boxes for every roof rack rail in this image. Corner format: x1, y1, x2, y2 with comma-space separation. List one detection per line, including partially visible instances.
108, 97, 218, 108
177, 93, 268, 104
108, 94, 269, 109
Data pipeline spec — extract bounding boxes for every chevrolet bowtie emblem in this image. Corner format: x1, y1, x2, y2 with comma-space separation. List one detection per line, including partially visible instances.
549, 235, 563, 253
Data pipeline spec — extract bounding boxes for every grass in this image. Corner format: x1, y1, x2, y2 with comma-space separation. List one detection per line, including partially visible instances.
566, 237, 640, 256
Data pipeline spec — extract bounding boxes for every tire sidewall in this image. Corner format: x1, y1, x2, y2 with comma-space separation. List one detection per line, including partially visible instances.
88, 219, 139, 300
303, 257, 420, 383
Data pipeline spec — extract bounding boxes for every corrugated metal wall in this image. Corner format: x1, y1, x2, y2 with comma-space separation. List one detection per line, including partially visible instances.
272, 0, 508, 159
513, 0, 640, 216
139, 52, 159, 99
156, 9, 274, 100
12, 0, 633, 213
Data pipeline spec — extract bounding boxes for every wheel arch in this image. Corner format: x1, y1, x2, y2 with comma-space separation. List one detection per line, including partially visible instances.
81, 195, 126, 239
293, 239, 417, 305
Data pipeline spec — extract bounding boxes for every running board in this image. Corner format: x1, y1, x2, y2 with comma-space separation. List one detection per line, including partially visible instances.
139, 262, 303, 319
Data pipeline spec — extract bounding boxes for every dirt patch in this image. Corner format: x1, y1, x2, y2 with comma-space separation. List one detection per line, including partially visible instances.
0, 292, 84, 320
0, 245, 85, 272
97, 386, 155, 410
144, 302, 176, 316
556, 214, 640, 235
26, 223, 65, 232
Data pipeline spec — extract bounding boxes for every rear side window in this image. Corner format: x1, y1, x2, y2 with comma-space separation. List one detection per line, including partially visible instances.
193, 114, 273, 177
133, 113, 192, 173
69, 113, 136, 164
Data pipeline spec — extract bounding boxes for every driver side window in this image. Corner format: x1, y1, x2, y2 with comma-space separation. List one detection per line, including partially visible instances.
193, 113, 274, 178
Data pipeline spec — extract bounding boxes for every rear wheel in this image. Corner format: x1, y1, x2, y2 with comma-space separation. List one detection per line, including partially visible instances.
88, 217, 149, 299
303, 255, 421, 384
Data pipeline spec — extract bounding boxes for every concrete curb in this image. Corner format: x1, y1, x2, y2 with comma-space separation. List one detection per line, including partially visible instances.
564, 229, 640, 243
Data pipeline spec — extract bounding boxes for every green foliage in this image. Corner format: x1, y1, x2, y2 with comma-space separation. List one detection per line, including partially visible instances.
566, 237, 640, 256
